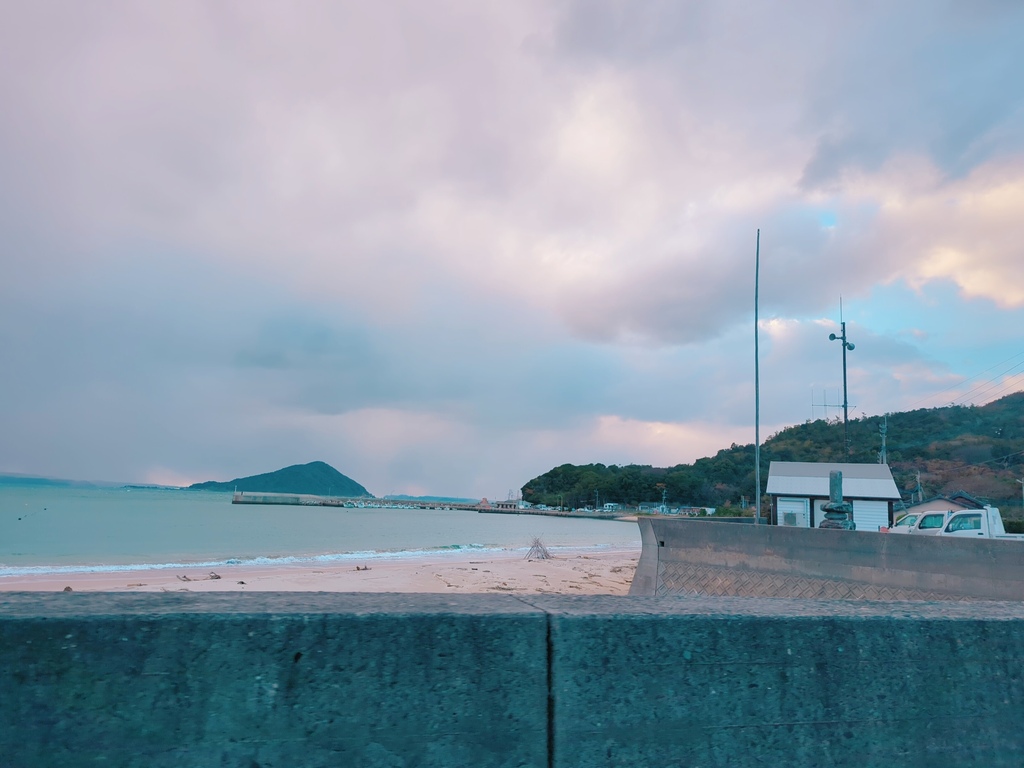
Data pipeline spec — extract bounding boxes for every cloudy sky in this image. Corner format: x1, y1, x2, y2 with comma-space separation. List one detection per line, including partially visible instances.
2, 1, 1023, 497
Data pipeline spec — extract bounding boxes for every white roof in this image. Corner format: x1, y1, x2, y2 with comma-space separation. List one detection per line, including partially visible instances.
766, 461, 901, 500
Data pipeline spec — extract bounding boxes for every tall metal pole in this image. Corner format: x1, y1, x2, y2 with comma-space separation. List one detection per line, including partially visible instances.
829, 320, 855, 459
754, 229, 761, 524
841, 321, 849, 453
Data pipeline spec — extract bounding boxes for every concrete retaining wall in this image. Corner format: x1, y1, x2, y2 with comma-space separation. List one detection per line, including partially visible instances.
631, 517, 1024, 600
4, 593, 1024, 767
0, 594, 548, 768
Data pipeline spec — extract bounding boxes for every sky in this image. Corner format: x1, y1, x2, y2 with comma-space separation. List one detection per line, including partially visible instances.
2, 1, 1024, 498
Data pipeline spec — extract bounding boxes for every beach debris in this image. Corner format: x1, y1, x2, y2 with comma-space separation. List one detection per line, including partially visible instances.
355, 565, 372, 571
62, 586, 73, 592
490, 582, 519, 591
525, 537, 552, 560
207, 572, 221, 580
237, 581, 246, 585
177, 575, 192, 582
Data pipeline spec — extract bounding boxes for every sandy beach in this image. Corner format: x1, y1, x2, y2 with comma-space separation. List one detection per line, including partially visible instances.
0, 546, 640, 595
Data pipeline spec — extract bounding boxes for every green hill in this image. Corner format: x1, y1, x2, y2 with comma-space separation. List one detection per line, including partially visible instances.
189, 461, 371, 497
521, 391, 1024, 513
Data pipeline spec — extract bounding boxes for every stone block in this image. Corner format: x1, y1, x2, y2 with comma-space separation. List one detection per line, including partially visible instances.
0, 593, 548, 768
533, 595, 1024, 768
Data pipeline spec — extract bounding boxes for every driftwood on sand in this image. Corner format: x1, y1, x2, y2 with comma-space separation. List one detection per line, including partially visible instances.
525, 537, 552, 560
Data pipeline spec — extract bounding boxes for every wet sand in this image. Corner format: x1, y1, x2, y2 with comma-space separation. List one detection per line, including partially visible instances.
0, 546, 640, 595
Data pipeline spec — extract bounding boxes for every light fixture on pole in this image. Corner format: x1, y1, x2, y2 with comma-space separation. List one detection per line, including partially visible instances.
828, 322, 855, 458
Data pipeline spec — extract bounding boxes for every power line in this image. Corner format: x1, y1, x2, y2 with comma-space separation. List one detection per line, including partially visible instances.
949, 364, 1024, 408
905, 350, 1024, 410
971, 375, 1024, 406
975, 448, 1024, 468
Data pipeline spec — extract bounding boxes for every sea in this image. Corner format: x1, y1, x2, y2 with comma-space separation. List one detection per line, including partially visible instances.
0, 485, 641, 578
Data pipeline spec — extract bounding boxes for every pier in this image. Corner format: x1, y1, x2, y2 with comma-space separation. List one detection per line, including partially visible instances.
231, 491, 636, 521
231, 491, 488, 512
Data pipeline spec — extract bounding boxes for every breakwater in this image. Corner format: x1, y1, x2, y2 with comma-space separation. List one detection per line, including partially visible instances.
230, 491, 636, 518
231, 491, 486, 511
479, 506, 629, 520
4, 592, 1024, 766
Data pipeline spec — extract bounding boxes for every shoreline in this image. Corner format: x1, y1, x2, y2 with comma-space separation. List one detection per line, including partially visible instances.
0, 546, 640, 595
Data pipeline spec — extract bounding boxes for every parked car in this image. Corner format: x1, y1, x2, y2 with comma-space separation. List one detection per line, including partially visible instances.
938, 507, 1024, 540
888, 510, 953, 535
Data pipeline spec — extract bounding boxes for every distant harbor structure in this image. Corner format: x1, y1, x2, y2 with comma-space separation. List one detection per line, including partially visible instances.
231, 491, 488, 511
231, 491, 638, 519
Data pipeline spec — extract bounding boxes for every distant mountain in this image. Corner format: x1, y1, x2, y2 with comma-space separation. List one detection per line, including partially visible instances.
0, 474, 102, 489
189, 461, 371, 497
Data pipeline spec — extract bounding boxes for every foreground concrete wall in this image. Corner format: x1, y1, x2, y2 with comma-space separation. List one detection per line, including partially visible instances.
537, 596, 1024, 768
4, 593, 1024, 767
631, 517, 1024, 600
0, 594, 548, 768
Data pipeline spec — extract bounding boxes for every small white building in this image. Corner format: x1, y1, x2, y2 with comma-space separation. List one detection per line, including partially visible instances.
899, 491, 985, 516
766, 461, 901, 532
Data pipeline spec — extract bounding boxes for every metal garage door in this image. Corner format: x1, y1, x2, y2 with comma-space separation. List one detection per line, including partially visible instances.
852, 499, 889, 532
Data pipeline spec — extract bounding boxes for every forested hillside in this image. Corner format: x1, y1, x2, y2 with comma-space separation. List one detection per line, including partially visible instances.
189, 461, 371, 497
521, 392, 1024, 512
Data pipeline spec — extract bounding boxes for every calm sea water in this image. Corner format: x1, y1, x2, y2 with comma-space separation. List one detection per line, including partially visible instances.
0, 485, 640, 576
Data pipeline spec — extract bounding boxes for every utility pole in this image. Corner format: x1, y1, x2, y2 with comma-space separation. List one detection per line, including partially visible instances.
1017, 479, 1023, 511
829, 316, 855, 458
878, 416, 888, 465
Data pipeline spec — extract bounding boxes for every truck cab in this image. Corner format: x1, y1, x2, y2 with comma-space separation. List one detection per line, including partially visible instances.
939, 507, 1024, 539
889, 510, 951, 535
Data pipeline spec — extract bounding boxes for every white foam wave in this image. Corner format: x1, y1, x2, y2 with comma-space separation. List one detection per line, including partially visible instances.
0, 544, 512, 577
0, 542, 627, 578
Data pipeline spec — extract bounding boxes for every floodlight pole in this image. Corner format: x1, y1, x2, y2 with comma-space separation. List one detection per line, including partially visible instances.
754, 229, 761, 524
829, 321, 855, 458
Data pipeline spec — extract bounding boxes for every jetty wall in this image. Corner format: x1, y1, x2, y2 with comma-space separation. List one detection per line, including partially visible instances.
4, 593, 1024, 767
631, 516, 1024, 600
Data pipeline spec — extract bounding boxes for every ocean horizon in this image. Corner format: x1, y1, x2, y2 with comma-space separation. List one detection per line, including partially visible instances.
0, 484, 640, 577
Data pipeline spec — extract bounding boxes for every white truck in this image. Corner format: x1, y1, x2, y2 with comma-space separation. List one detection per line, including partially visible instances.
888, 510, 954, 535
937, 507, 1024, 540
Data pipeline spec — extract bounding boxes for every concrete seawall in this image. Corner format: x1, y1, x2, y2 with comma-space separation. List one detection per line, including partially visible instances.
4, 593, 1024, 766
631, 517, 1024, 601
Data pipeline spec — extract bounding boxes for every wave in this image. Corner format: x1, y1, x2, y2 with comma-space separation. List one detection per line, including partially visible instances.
0, 542, 625, 578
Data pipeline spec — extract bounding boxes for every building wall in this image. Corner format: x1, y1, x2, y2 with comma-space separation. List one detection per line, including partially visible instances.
901, 499, 974, 514
777, 497, 810, 527
773, 495, 892, 529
